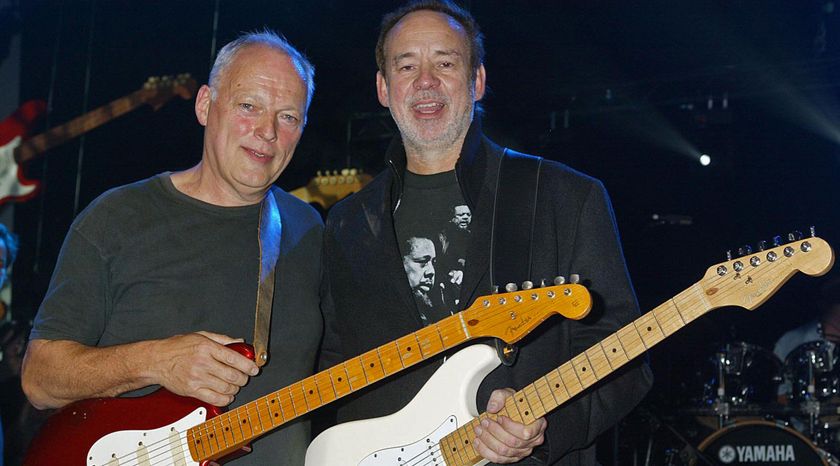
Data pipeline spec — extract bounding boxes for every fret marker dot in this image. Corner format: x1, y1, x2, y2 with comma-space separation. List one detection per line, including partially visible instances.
647, 326, 652, 331
370, 363, 375, 368
612, 348, 617, 353
309, 390, 314, 395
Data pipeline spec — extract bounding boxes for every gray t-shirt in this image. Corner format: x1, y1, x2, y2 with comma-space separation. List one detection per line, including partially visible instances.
31, 173, 323, 465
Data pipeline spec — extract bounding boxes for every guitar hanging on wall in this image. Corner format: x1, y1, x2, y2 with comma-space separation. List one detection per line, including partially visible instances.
0, 74, 197, 206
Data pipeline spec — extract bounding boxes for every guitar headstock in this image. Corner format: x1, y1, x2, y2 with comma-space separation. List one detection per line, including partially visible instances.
462, 282, 592, 344
701, 234, 835, 310
142, 74, 198, 110
303, 168, 373, 209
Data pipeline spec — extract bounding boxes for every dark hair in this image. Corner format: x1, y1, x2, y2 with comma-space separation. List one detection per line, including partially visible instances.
375, 0, 484, 80
0, 224, 18, 268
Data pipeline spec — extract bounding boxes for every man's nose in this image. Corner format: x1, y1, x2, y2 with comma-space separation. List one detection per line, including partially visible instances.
255, 114, 278, 142
413, 65, 440, 90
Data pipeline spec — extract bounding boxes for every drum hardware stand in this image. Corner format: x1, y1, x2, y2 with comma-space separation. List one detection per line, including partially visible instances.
714, 350, 732, 429
634, 406, 717, 466
805, 349, 821, 437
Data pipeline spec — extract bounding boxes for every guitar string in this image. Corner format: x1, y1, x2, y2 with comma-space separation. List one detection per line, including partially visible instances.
105, 286, 578, 466
112, 241, 819, 465
402, 246, 817, 466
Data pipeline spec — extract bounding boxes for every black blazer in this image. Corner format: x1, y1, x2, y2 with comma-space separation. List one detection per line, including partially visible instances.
319, 122, 653, 465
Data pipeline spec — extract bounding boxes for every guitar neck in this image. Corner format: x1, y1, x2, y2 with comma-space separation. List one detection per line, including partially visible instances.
188, 310, 475, 461
13, 88, 154, 164
439, 282, 713, 466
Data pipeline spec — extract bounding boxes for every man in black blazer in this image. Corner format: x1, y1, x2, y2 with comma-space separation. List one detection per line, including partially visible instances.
319, 1, 653, 464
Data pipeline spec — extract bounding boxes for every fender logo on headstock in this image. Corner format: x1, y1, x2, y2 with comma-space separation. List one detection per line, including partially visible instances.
742, 277, 774, 307
506, 316, 533, 336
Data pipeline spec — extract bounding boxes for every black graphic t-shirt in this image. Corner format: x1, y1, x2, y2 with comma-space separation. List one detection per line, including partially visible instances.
394, 170, 471, 325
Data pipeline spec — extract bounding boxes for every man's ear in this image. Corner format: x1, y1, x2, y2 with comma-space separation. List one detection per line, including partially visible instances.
376, 71, 390, 108
473, 64, 486, 102
195, 84, 212, 127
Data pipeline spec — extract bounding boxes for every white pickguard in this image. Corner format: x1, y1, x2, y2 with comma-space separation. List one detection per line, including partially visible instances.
306, 345, 501, 466
86, 407, 207, 466
0, 136, 37, 201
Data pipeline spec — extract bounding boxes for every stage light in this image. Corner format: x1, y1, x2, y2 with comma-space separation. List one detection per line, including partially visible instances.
699, 154, 711, 166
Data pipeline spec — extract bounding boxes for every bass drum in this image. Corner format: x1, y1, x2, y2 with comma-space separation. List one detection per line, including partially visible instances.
698, 420, 830, 465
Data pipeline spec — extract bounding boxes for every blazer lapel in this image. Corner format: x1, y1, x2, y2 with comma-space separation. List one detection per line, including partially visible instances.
360, 177, 425, 327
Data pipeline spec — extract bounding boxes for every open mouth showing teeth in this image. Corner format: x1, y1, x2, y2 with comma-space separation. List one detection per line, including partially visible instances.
414, 102, 444, 112
247, 148, 270, 158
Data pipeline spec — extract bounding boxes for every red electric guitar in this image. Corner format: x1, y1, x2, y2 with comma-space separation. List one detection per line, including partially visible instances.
0, 74, 196, 205
23, 283, 592, 465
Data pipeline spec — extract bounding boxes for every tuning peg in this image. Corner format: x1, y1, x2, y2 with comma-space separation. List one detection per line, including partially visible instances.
726, 250, 733, 261
316, 170, 322, 177
737, 245, 752, 257
810, 226, 816, 237
772, 235, 783, 247
492, 285, 500, 294
504, 283, 518, 292
539, 279, 547, 288
350, 168, 358, 175
788, 230, 803, 242
757, 240, 768, 252
570, 274, 580, 284
553, 276, 566, 285
521, 280, 534, 290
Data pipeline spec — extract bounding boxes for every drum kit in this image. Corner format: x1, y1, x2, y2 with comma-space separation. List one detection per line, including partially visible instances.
650, 339, 840, 465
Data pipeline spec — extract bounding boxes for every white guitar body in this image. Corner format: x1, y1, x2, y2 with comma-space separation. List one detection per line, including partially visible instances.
0, 136, 37, 204
86, 407, 205, 466
306, 345, 501, 466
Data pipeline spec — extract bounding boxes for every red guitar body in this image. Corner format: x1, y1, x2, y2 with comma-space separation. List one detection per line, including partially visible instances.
23, 343, 254, 466
0, 100, 46, 204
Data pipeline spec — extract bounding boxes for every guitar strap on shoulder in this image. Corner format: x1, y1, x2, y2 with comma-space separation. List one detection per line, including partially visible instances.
490, 148, 543, 366
253, 189, 282, 367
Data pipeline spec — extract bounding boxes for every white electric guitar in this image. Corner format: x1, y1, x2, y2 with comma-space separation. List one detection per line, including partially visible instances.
306, 234, 835, 466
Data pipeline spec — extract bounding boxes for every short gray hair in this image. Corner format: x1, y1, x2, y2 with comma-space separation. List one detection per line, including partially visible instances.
209, 29, 315, 112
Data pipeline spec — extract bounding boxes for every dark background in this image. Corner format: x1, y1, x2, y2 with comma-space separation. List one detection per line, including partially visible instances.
3, 0, 840, 463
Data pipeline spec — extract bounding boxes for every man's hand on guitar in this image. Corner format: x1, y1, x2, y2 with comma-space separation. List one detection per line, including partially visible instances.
151, 331, 259, 407
473, 388, 547, 464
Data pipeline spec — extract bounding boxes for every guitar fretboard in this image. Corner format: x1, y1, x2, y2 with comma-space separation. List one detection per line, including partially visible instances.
15, 88, 164, 163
